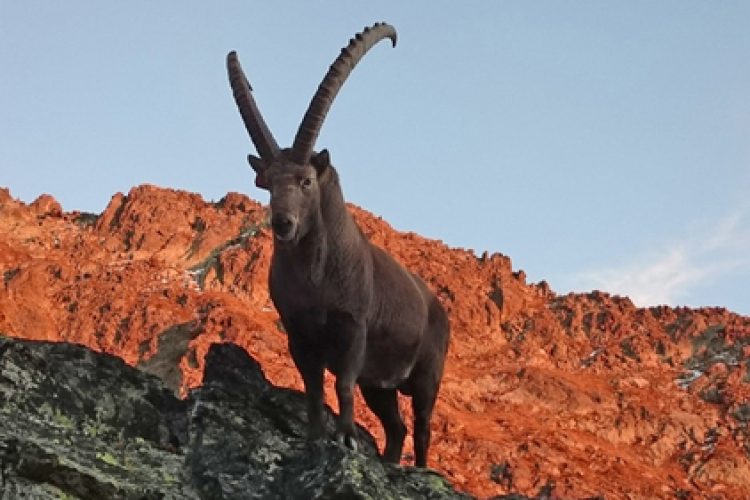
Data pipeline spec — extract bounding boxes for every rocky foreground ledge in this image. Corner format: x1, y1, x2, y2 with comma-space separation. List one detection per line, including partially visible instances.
0, 335, 483, 499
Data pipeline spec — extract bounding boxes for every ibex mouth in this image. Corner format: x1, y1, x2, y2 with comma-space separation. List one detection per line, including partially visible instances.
274, 231, 297, 243
271, 213, 298, 243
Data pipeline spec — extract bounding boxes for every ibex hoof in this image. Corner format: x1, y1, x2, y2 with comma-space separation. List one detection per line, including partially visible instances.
335, 432, 359, 452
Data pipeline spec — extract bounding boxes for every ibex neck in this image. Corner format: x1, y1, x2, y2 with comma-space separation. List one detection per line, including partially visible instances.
319, 167, 362, 252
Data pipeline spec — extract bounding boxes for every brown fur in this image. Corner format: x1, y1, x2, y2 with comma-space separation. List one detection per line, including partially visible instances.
227, 23, 449, 467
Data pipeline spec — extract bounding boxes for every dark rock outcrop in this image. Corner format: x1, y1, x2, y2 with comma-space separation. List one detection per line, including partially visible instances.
0, 336, 468, 499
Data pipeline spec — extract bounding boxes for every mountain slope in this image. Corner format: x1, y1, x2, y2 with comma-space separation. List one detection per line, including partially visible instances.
1, 185, 749, 498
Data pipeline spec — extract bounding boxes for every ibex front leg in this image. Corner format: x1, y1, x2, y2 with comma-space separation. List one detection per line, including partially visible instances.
289, 337, 326, 440
330, 313, 366, 450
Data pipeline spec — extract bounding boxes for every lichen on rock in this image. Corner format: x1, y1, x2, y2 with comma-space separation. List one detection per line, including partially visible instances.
0, 336, 469, 499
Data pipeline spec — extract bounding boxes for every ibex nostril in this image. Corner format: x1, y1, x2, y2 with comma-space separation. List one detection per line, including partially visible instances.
271, 214, 294, 237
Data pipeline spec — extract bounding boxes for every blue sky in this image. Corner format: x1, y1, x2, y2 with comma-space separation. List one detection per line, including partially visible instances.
2, 2, 749, 314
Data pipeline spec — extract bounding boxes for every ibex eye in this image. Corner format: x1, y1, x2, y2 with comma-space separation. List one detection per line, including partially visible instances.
301, 178, 313, 188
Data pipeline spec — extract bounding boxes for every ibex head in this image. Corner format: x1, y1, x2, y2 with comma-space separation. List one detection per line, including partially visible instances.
228, 23, 397, 243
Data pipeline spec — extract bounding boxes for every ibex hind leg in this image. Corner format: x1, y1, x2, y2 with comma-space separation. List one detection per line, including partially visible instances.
410, 298, 450, 467
360, 386, 407, 463
411, 381, 440, 468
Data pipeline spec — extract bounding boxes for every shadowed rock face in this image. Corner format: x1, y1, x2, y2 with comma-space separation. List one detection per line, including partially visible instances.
0, 335, 469, 499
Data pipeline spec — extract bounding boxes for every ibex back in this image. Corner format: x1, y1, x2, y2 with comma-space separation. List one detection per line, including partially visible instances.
227, 22, 450, 467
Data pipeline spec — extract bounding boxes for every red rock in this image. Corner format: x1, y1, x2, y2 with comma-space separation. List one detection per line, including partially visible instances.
1, 184, 750, 498
30, 194, 62, 217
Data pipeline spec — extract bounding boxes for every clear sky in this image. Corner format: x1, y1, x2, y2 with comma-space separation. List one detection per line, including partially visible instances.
2, 2, 749, 314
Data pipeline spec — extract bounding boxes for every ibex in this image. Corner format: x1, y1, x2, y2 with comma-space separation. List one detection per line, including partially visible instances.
227, 22, 450, 467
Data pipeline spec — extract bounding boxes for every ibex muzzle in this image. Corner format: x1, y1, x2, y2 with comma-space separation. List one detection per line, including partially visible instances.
228, 23, 450, 467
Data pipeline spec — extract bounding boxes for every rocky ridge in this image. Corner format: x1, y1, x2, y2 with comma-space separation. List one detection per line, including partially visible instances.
1, 185, 749, 498
0, 335, 468, 499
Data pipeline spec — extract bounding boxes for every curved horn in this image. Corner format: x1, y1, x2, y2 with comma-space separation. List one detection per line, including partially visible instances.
290, 22, 397, 165
227, 51, 280, 161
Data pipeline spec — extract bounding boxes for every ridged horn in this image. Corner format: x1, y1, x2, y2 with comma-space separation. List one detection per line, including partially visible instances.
290, 22, 397, 165
227, 51, 280, 161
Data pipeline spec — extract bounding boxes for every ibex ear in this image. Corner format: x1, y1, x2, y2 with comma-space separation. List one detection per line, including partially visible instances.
310, 149, 331, 177
247, 154, 270, 190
